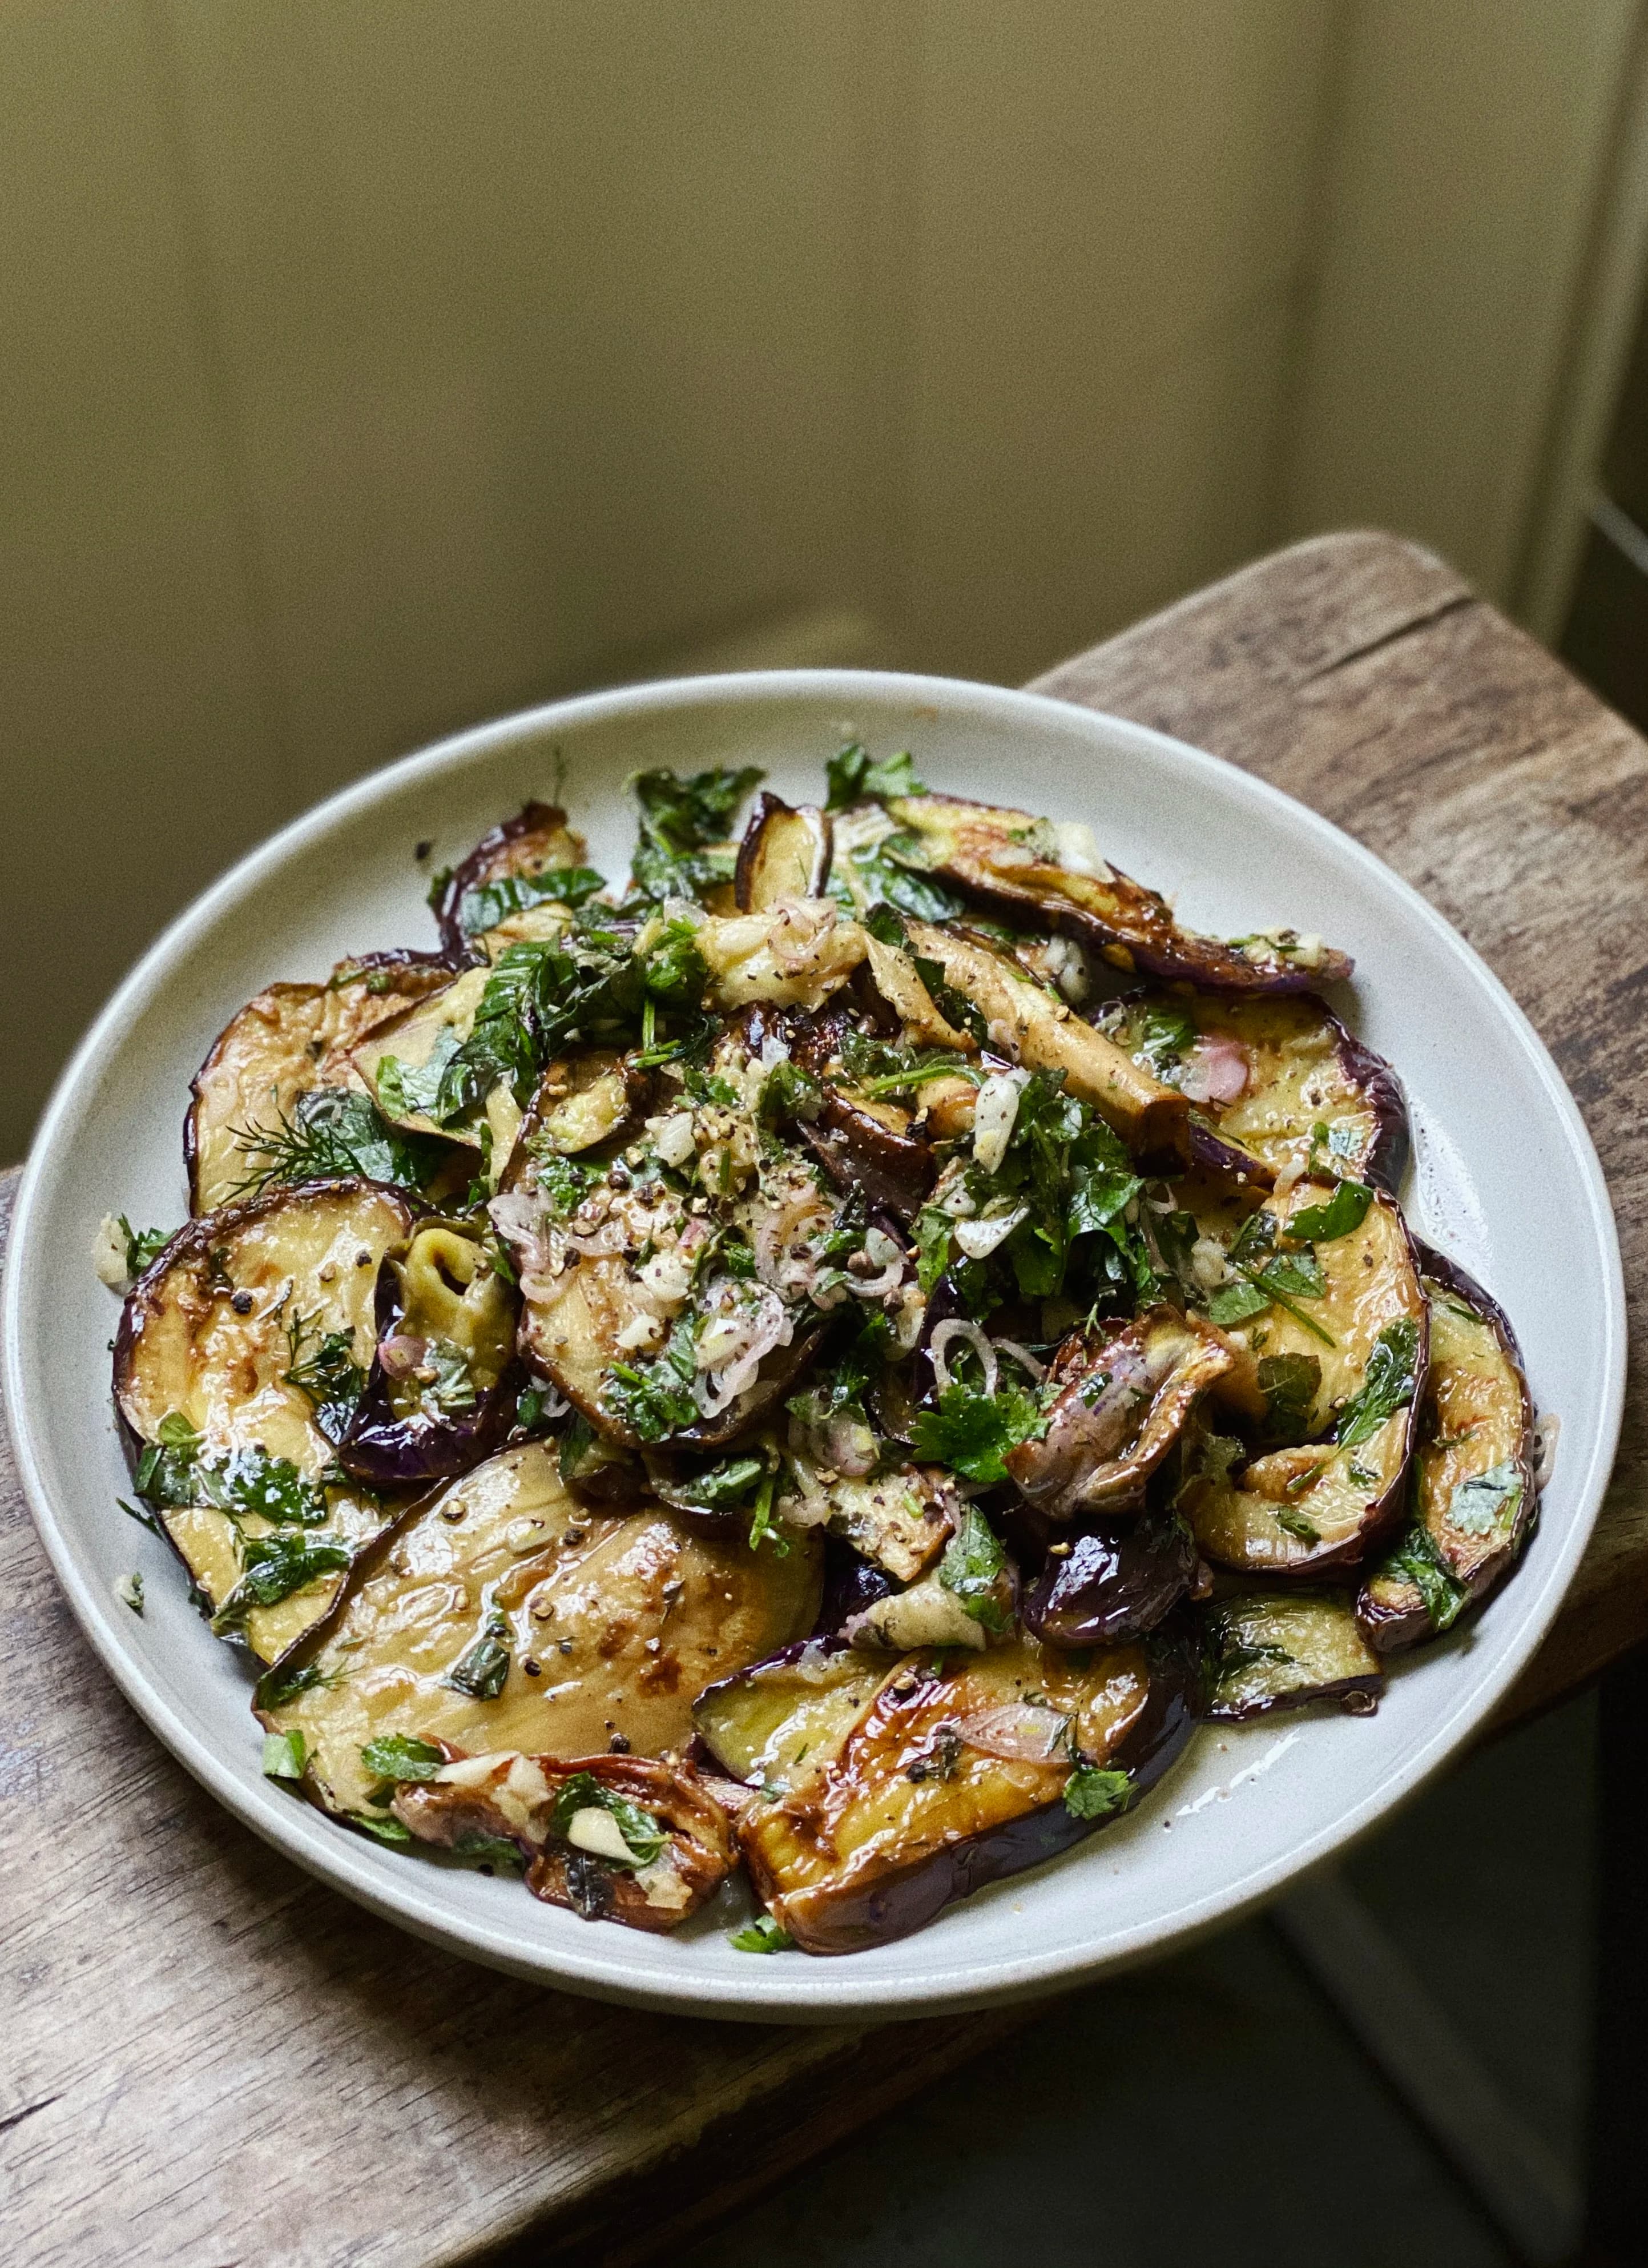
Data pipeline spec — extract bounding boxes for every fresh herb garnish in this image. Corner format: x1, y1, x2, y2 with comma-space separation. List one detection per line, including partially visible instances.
1288, 1179, 1374, 1244
451, 1829, 523, 1868
213, 1531, 353, 1631
933, 1503, 1012, 1631
603, 1310, 702, 1443
253, 1657, 340, 1710
1379, 1523, 1468, 1630
1064, 1764, 1133, 1819
1442, 1458, 1524, 1539
457, 864, 606, 936
639, 916, 710, 1010
228, 1087, 448, 1199
1335, 1317, 1421, 1447
825, 743, 925, 807
360, 1734, 446, 1783
548, 1772, 668, 1867
1137, 1005, 1196, 1080
1274, 1502, 1321, 1542
116, 1216, 171, 1277
136, 1414, 331, 1528
1256, 1353, 1322, 1442
261, 1730, 308, 1780
627, 765, 764, 904
912, 1382, 1042, 1487
851, 846, 966, 923
730, 1914, 795, 1952
353, 1812, 416, 1847
442, 1607, 512, 1699
283, 1309, 366, 1443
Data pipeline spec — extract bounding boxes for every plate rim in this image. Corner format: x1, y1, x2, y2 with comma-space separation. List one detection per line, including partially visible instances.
2, 665, 1626, 2022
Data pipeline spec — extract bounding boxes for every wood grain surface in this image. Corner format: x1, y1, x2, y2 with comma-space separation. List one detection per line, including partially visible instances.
2, 532, 1641, 2267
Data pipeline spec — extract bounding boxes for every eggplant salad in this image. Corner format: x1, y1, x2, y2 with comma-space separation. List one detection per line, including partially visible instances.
96, 753, 1547, 1957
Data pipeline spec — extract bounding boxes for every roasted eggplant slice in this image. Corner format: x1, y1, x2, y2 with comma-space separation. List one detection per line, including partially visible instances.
739, 1633, 1195, 1954
518, 1049, 646, 1161
490, 1022, 913, 1450
693, 1636, 888, 1796
1005, 1308, 1233, 1518
1021, 1506, 1198, 1646
1357, 1249, 1538, 1651
888, 794, 1352, 992
388, 1751, 735, 1930
432, 801, 600, 960
904, 920, 1187, 1159
259, 1441, 823, 1819
351, 966, 493, 1143
1173, 1173, 1428, 1574
1094, 990, 1409, 1193
339, 1221, 521, 1487
777, 1463, 959, 1583
735, 793, 834, 911
1202, 1591, 1383, 1718
187, 954, 455, 1213
788, 1004, 937, 1221
114, 1180, 417, 1660
692, 900, 869, 1013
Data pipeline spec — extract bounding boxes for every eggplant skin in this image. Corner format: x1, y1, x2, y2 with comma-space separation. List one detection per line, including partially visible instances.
734, 793, 834, 912
1201, 1590, 1383, 1720
1356, 1245, 1538, 1654
1099, 988, 1408, 1197
392, 1751, 736, 1932
1005, 1309, 1234, 1520
431, 801, 591, 960
888, 793, 1353, 995
185, 952, 454, 1214
741, 1633, 1195, 1955
337, 1226, 521, 1487
788, 1004, 935, 1221
1021, 1509, 1198, 1647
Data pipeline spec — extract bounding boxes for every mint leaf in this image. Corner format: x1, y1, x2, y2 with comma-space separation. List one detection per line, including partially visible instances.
1288, 1179, 1374, 1243
261, 1729, 307, 1780
360, 1735, 446, 1783
548, 1772, 668, 1867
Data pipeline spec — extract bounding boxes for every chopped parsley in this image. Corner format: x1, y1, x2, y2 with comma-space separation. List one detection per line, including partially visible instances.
603, 1310, 702, 1443
912, 1381, 1042, 1487
261, 1729, 308, 1780
457, 864, 606, 936
1288, 1179, 1375, 1244
825, 743, 925, 807
116, 1216, 171, 1277
1064, 1765, 1133, 1819
136, 1413, 331, 1528
1335, 1317, 1421, 1448
283, 1309, 366, 1443
1379, 1523, 1468, 1631
212, 1531, 353, 1631
627, 765, 764, 904
730, 1914, 795, 1952
933, 1503, 1012, 1631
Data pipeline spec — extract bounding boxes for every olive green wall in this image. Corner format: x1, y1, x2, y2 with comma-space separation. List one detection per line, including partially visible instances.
0, 0, 1640, 1160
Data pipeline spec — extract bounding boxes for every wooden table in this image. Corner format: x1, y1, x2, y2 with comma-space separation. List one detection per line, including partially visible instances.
3, 533, 1642, 2268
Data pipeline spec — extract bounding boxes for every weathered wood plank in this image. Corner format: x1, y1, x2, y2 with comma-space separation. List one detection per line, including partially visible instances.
2, 530, 1639, 2267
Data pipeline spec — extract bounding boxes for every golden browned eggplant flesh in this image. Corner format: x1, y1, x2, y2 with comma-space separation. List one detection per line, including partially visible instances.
92, 747, 1546, 1952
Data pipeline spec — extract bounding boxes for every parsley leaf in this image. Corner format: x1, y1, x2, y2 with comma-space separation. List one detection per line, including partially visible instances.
934, 1502, 1012, 1631
913, 1382, 1042, 1487
116, 1216, 171, 1277
825, 744, 925, 807
283, 1310, 366, 1443
603, 1309, 702, 1442
1379, 1523, 1468, 1630
1335, 1317, 1421, 1447
261, 1730, 308, 1780
730, 1913, 795, 1952
1064, 1764, 1133, 1819
213, 1532, 352, 1631
1444, 1459, 1524, 1539
627, 765, 763, 903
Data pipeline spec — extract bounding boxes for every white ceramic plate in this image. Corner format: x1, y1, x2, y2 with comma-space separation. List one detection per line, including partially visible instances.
3, 672, 1625, 2022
